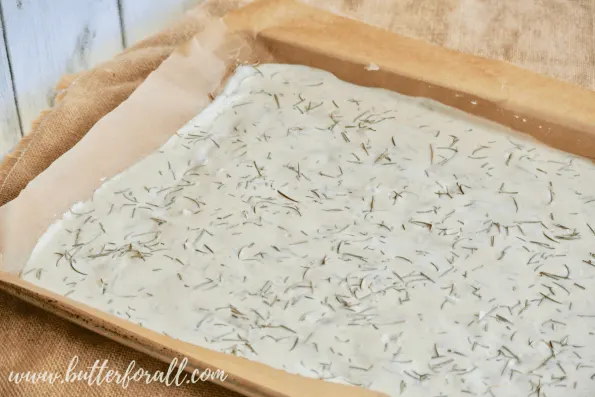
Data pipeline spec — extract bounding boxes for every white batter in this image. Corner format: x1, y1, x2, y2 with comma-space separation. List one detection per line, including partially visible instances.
22, 64, 595, 397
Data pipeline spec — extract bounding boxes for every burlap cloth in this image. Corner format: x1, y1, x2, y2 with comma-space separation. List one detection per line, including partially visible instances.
1, 0, 593, 395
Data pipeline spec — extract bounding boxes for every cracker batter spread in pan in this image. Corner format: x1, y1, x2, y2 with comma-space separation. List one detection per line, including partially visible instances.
22, 64, 595, 397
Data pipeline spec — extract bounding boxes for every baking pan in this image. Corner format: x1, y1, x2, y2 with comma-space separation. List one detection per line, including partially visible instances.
1, 1, 594, 396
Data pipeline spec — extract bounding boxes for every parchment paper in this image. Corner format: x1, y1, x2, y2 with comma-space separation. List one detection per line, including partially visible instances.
1, 0, 595, 396
0, 18, 265, 274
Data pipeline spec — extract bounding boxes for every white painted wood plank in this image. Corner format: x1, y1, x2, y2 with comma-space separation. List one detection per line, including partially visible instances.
119, 0, 201, 46
0, 5, 22, 157
0, 0, 124, 135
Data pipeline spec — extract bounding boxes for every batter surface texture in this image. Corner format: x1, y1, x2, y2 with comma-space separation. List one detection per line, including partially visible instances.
22, 64, 595, 396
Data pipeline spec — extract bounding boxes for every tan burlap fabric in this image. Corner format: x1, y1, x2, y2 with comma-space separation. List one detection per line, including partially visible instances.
1, 0, 594, 396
